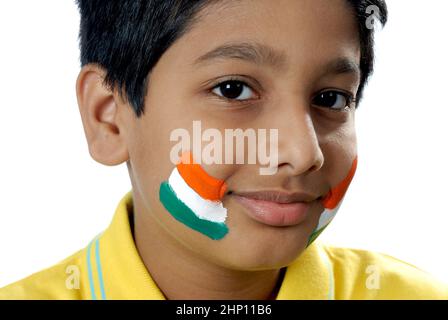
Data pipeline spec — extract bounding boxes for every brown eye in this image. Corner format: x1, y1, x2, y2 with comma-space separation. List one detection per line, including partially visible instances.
312, 91, 353, 111
212, 80, 256, 101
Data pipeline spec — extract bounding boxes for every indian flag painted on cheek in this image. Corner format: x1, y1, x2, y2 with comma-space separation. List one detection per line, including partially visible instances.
307, 156, 358, 247
159, 151, 229, 240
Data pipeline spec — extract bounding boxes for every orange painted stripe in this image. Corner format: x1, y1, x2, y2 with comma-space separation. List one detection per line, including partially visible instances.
176, 152, 227, 201
322, 156, 358, 209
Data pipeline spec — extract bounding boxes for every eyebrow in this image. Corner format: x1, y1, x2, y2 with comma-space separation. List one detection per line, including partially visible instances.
322, 57, 361, 78
192, 41, 288, 70
192, 41, 360, 77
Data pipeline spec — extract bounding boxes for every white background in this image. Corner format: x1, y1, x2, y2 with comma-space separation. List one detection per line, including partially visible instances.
0, 1, 447, 288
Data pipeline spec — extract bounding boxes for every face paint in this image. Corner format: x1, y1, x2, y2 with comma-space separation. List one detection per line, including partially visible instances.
159, 151, 229, 240
306, 156, 358, 247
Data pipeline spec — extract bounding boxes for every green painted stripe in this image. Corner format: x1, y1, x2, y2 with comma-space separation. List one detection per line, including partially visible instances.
159, 181, 229, 240
306, 224, 328, 248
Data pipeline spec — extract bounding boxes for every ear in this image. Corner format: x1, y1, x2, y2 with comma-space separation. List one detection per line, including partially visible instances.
76, 64, 129, 166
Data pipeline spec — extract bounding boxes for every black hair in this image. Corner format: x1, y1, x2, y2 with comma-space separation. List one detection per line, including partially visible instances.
76, 0, 388, 117
347, 0, 388, 104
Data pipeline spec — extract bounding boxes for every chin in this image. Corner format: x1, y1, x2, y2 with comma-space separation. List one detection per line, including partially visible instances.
213, 223, 312, 271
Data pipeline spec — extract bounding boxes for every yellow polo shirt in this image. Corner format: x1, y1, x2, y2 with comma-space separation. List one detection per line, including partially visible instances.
1, 191, 447, 300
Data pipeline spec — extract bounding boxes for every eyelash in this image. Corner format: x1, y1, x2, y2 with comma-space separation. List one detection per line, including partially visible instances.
209, 77, 356, 111
313, 90, 357, 112
209, 76, 260, 104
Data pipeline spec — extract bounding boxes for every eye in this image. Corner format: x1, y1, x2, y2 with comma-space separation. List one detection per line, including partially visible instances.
312, 90, 355, 111
211, 80, 257, 101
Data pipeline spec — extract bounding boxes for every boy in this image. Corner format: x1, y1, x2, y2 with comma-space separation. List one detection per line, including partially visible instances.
1, 0, 447, 299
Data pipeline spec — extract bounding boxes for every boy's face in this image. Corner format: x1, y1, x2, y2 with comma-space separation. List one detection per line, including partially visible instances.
104, 0, 360, 270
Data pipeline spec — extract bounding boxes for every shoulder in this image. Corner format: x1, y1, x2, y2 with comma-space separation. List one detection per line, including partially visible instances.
319, 243, 448, 299
0, 248, 87, 300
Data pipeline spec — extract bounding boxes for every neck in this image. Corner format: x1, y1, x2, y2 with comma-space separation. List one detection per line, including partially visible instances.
132, 196, 285, 300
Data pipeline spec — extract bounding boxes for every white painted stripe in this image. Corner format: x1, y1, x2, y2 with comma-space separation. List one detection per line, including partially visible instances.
316, 196, 344, 230
168, 167, 227, 223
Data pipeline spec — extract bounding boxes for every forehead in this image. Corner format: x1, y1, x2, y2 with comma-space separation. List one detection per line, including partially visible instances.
163, 0, 360, 74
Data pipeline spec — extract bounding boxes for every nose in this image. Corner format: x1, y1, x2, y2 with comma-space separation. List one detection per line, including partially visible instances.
274, 98, 324, 176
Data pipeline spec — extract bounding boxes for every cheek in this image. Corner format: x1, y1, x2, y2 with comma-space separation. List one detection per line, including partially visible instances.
126, 116, 183, 224
307, 154, 358, 247
317, 118, 357, 190
304, 121, 357, 246
128, 99, 242, 242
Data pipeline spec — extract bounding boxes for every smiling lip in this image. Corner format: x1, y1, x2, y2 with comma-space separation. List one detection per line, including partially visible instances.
232, 190, 319, 227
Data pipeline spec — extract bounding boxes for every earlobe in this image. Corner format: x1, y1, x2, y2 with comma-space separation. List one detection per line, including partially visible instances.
75, 64, 129, 166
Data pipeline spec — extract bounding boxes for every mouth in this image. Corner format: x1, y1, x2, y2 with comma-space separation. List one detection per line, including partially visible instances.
230, 190, 321, 227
